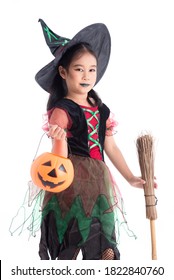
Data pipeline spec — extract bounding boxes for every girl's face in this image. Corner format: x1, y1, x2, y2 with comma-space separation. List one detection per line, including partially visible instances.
59, 51, 97, 97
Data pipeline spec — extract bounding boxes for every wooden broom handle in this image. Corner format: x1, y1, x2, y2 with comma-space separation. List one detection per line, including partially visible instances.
150, 220, 157, 260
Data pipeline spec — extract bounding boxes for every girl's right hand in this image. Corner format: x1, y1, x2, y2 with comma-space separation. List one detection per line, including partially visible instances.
48, 125, 67, 141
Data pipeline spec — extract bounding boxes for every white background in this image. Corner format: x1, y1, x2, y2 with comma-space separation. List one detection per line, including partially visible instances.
0, 0, 174, 278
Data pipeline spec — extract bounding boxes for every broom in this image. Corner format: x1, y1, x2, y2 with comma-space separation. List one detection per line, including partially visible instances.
136, 134, 157, 260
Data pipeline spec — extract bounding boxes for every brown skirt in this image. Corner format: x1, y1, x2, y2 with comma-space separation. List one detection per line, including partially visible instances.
39, 155, 131, 260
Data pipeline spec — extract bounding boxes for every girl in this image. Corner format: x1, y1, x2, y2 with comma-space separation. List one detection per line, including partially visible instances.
34, 19, 145, 260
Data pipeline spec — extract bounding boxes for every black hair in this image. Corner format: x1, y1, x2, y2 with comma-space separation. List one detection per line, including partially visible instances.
47, 42, 102, 110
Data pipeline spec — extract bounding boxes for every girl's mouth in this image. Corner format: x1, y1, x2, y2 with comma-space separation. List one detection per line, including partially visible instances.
80, 83, 90, 87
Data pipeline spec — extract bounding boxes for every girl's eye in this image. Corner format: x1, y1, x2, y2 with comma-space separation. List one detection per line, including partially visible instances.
74, 68, 96, 72
75, 68, 83, 72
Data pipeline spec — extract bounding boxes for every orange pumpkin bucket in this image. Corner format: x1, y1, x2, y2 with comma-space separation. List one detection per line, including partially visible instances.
30, 152, 74, 192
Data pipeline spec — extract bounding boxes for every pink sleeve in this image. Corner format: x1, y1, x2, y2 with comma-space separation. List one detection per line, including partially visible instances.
42, 108, 72, 137
105, 112, 118, 136
49, 108, 71, 128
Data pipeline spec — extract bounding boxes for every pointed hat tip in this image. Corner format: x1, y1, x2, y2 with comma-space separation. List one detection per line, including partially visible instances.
38, 19, 46, 25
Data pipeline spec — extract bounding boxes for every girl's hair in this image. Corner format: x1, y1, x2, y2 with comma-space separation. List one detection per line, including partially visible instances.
47, 42, 102, 110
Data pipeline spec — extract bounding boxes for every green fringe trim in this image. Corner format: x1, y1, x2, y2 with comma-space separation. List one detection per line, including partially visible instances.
42, 194, 116, 245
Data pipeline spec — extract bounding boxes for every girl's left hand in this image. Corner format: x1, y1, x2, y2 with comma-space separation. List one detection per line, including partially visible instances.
129, 176, 158, 189
129, 176, 145, 189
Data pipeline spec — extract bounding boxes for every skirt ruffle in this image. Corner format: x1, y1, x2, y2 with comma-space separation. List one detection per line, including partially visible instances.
10, 155, 136, 260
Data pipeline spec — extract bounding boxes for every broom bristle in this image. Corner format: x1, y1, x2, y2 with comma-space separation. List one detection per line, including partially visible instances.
136, 134, 157, 220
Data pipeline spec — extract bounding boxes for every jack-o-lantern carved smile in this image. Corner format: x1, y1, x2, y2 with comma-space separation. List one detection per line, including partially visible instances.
31, 153, 74, 193
38, 161, 66, 188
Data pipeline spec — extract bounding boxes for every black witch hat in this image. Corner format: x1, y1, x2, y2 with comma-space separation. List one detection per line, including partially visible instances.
35, 19, 111, 95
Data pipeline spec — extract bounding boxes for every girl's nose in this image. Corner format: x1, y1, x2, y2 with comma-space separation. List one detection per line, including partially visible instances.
83, 71, 89, 80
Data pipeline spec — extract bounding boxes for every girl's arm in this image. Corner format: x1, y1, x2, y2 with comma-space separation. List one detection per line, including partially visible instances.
49, 125, 68, 157
48, 108, 69, 157
104, 135, 145, 188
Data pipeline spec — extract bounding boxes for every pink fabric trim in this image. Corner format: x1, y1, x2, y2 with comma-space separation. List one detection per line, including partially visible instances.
42, 109, 53, 132
106, 112, 118, 136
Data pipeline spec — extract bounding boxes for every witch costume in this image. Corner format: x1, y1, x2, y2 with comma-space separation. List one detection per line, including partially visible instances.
10, 19, 135, 260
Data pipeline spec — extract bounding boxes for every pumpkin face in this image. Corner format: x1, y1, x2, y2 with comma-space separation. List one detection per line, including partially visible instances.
30, 152, 74, 192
